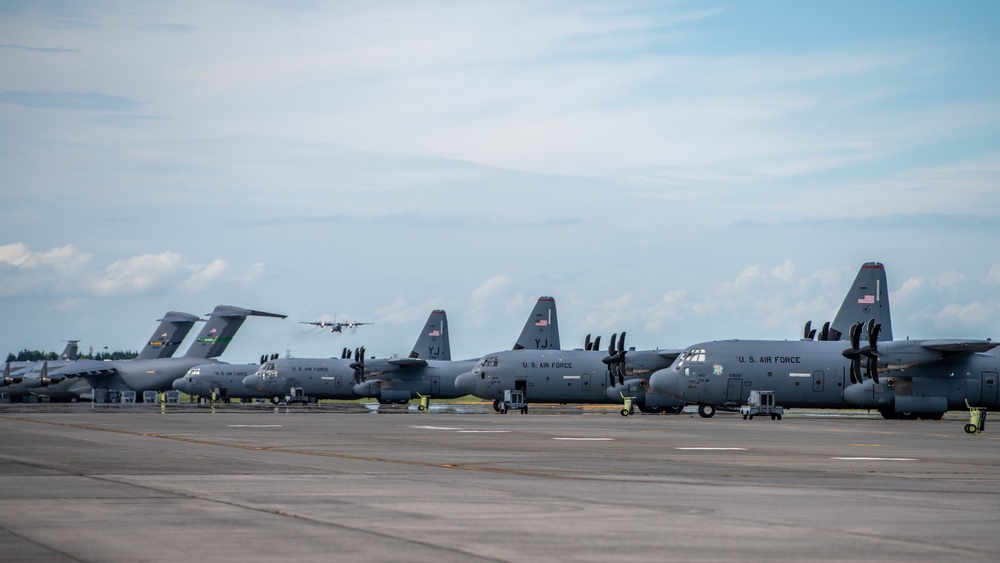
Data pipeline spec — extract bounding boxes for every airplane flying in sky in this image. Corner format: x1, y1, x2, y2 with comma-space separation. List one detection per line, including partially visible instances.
645, 262, 994, 420
300, 318, 373, 333
243, 296, 561, 405
40, 305, 285, 401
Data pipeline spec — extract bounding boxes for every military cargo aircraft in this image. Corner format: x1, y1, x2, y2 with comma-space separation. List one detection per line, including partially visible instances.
646, 263, 995, 420
171, 361, 266, 402
40, 305, 284, 401
24, 311, 202, 401
2, 340, 80, 395
301, 318, 373, 333
244, 296, 561, 405
455, 263, 895, 415
454, 330, 684, 414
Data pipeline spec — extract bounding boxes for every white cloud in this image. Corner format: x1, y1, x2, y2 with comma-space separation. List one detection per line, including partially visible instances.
90, 252, 184, 296
986, 264, 1000, 285
891, 277, 925, 304
180, 259, 228, 291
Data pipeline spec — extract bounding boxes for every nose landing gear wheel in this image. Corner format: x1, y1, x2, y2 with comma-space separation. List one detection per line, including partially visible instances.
698, 404, 716, 418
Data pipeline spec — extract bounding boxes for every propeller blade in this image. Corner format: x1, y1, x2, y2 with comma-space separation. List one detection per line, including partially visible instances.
819, 321, 830, 341
849, 322, 862, 351
592, 336, 600, 352
618, 331, 626, 353
584, 334, 592, 351
804, 321, 812, 340
851, 357, 861, 385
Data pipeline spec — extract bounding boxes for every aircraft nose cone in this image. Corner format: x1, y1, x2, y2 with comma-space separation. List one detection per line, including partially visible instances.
454, 371, 477, 396
648, 368, 680, 398
242, 374, 262, 390
172, 378, 189, 392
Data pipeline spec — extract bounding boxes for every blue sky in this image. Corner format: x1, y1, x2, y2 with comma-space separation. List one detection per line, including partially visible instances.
2, 1, 999, 361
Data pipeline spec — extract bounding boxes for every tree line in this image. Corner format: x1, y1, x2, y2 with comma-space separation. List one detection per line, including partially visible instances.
5, 349, 139, 362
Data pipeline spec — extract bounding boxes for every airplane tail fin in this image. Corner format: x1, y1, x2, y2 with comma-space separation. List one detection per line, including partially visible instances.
513, 296, 560, 350
409, 310, 450, 361
183, 305, 287, 359
59, 340, 80, 361
829, 262, 893, 342
137, 311, 201, 360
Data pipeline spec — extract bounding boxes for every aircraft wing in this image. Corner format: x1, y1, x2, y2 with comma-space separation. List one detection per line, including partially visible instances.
918, 340, 999, 353
656, 349, 683, 361
48, 359, 119, 379
387, 358, 429, 368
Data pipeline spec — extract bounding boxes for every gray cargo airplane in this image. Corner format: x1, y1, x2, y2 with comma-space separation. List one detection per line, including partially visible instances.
172, 361, 267, 402
455, 263, 894, 414
41, 305, 284, 400
2, 341, 81, 402
25, 311, 202, 401
301, 318, 373, 333
243, 296, 561, 405
454, 330, 684, 413
646, 262, 996, 419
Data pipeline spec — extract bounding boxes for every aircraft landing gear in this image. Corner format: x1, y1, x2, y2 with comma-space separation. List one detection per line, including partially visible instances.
493, 399, 501, 412
698, 404, 716, 418
271, 395, 282, 405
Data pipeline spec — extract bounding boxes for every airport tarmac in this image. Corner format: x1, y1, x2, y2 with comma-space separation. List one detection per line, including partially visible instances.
1, 404, 998, 562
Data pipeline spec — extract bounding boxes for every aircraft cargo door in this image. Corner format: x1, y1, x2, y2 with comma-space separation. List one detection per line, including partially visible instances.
726, 378, 743, 404
983, 372, 998, 405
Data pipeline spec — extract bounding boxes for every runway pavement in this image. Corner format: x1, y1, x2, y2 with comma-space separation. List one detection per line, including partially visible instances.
1, 404, 998, 562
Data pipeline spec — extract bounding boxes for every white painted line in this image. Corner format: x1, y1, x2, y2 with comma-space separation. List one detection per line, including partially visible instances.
553, 437, 614, 441
410, 426, 463, 430
458, 430, 512, 433
832, 457, 917, 461
789, 373, 811, 378
562, 375, 581, 379
675, 447, 747, 450
227, 424, 283, 428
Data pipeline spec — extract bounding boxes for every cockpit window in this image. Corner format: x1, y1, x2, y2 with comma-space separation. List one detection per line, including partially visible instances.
681, 349, 706, 363
479, 356, 499, 368
187, 367, 201, 376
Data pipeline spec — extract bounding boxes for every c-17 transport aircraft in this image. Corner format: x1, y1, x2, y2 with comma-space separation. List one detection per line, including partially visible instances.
243, 296, 561, 405
646, 262, 995, 420
41, 305, 284, 401
25, 311, 202, 401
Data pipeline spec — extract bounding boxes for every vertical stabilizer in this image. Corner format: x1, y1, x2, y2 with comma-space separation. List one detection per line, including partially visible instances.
829, 262, 893, 342
513, 296, 560, 350
137, 312, 201, 360
183, 305, 286, 359
59, 340, 79, 361
409, 310, 450, 361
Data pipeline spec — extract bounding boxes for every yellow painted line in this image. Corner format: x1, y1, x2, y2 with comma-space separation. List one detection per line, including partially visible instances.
928, 434, 948, 437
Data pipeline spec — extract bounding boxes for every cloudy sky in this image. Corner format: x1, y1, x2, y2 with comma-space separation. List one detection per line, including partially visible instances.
2, 0, 999, 363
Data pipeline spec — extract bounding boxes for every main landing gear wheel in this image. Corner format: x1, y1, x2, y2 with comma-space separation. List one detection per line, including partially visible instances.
698, 404, 716, 418
271, 395, 282, 405
493, 399, 501, 412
